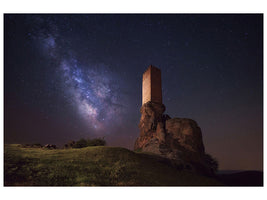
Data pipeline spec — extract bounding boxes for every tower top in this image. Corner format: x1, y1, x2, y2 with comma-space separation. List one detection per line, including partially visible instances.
142, 65, 162, 105
144, 65, 157, 72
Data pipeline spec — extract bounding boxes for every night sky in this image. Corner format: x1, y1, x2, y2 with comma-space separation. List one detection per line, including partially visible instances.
4, 14, 263, 171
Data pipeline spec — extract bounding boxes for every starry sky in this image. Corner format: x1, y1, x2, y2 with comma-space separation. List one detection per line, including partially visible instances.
4, 14, 263, 171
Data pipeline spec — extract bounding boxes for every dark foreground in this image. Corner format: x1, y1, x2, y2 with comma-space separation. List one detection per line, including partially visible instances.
4, 144, 262, 186
216, 171, 263, 186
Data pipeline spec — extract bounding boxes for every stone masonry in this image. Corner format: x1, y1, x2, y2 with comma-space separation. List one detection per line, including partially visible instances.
134, 65, 217, 176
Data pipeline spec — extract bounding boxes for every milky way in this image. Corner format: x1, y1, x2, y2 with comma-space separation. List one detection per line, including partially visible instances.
29, 16, 127, 133
5, 14, 263, 170
59, 58, 124, 131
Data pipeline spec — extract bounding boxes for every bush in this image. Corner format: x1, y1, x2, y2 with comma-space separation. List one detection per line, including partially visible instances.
72, 138, 106, 148
204, 154, 219, 173
87, 138, 106, 146
64, 141, 76, 149
73, 139, 88, 148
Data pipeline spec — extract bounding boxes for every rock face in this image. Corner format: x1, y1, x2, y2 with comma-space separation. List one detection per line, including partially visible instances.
134, 101, 215, 175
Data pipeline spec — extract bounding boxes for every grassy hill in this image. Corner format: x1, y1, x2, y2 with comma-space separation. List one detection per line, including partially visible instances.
4, 144, 222, 186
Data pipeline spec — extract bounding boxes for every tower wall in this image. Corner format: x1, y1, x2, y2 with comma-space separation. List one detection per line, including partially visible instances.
142, 65, 162, 105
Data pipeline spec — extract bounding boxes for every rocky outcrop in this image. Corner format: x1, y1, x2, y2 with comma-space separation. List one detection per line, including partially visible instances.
134, 101, 216, 175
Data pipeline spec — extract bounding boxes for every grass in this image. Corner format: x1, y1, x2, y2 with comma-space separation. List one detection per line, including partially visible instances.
4, 144, 222, 186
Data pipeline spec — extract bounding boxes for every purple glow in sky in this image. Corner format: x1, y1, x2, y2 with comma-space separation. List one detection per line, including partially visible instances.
5, 14, 263, 171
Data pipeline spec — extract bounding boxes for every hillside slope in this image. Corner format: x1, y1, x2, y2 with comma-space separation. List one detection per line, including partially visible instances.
4, 144, 222, 186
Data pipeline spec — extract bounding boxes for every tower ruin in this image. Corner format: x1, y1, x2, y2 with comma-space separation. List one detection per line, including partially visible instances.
142, 65, 162, 105
135, 65, 214, 175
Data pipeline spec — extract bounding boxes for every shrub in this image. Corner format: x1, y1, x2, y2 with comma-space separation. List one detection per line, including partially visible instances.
72, 138, 106, 148
32, 143, 43, 148
64, 141, 76, 149
87, 138, 106, 146
204, 154, 219, 173
73, 139, 88, 148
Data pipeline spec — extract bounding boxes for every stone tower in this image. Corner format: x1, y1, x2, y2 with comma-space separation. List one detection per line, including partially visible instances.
142, 65, 162, 105
139, 65, 166, 137
135, 65, 215, 175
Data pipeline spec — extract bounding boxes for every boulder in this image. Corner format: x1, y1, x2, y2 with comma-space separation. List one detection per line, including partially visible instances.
165, 118, 205, 154
134, 101, 215, 176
